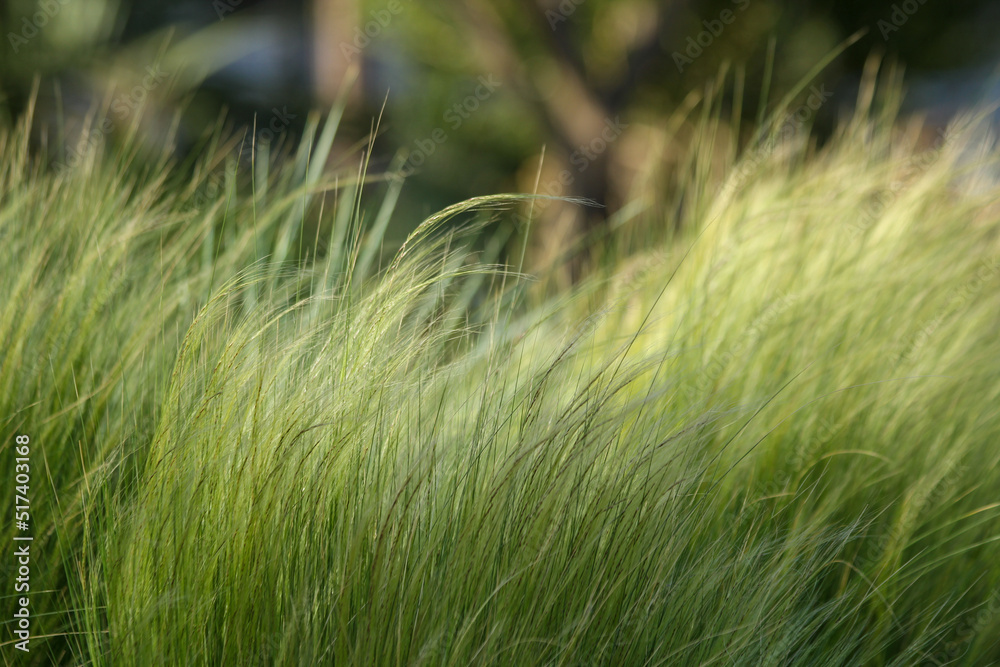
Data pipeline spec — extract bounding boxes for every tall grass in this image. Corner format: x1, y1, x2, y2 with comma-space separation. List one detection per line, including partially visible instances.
3, 72, 1000, 665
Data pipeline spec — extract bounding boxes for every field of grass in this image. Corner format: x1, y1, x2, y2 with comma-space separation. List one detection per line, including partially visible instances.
3, 75, 1000, 665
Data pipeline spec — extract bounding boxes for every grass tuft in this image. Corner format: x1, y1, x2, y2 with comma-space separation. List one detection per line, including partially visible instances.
3, 75, 1000, 665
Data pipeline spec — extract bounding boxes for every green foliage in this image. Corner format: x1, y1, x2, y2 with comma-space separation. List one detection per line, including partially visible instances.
2, 78, 1000, 665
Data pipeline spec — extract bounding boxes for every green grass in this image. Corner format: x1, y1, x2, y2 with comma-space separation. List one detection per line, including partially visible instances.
3, 75, 1000, 665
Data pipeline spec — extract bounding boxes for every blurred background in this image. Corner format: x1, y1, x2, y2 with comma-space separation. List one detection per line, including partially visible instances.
2, 0, 999, 270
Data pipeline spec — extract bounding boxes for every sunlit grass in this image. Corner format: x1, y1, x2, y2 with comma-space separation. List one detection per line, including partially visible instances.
2, 73, 1000, 665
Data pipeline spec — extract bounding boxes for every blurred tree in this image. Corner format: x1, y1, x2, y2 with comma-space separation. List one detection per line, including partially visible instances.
2, 0, 998, 270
